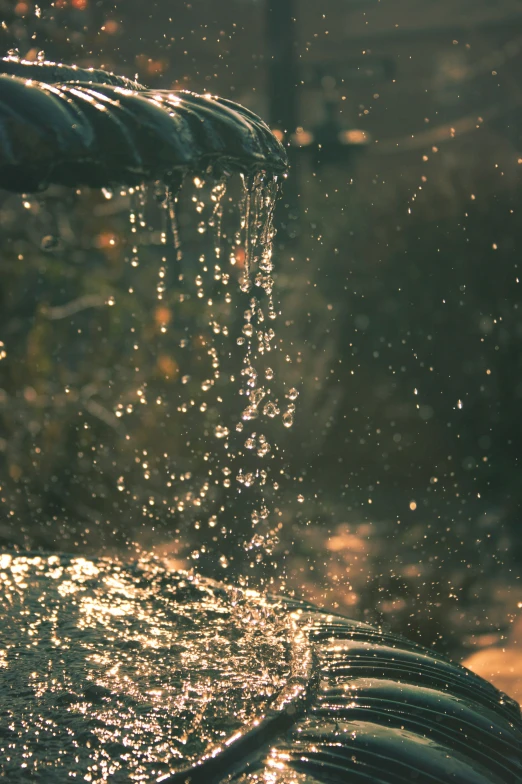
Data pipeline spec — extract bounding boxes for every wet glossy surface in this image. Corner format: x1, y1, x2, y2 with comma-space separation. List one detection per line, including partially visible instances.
0, 553, 520, 784
0, 554, 290, 782
0, 58, 287, 191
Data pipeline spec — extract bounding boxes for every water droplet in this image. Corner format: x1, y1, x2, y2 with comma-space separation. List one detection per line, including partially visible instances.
297, 494, 304, 503
282, 411, 294, 428
263, 401, 279, 418
102, 187, 113, 200
248, 533, 265, 549
287, 387, 299, 400
265, 368, 274, 380
215, 425, 230, 439
257, 436, 271, 457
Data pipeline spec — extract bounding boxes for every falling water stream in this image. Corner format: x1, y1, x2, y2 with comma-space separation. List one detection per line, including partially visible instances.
107, 172, 297, 580
12, 171, 296, 577
22, 177, 298, 547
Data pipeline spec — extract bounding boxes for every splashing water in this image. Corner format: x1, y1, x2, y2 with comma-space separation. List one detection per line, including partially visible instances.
102, 171, 296, 582
1, 167, 294, 582
0, 554, 291, 782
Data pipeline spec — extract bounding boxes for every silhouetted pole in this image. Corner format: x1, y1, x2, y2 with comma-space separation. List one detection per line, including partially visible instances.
266, 0, 300, 238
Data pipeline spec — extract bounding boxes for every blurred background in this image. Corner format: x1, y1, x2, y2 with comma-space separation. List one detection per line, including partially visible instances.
1, 0, 522, 690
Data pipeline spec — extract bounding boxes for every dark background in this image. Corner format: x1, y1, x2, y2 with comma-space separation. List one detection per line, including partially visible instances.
1, 0, 521, 668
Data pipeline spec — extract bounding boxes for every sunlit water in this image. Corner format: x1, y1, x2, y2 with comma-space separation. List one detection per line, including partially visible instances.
1, 12, 522, 783
5, 169, 299, 581
0, 553, 291, 782
117, 173, 298, 576
2, 554, 519, 784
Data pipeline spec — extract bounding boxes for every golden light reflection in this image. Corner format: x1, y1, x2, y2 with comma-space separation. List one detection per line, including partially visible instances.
0, 555, 290, 782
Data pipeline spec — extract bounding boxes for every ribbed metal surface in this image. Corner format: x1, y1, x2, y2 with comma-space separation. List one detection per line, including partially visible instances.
0, 58, 287, 191
260, 615, 522, 784
0, 553, 520, 784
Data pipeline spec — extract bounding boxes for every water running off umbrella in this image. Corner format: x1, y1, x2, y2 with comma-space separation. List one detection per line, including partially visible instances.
83, 171, 299, 579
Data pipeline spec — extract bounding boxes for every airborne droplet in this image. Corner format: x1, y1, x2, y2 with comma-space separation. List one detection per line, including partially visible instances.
263, 402, 279, 418
282, 411, 294, 428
